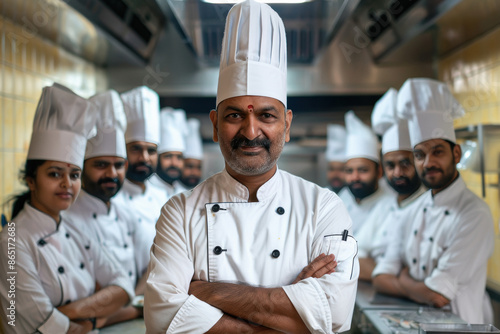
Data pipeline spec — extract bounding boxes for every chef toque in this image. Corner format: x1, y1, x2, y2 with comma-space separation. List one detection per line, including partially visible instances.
325, 124, 346, 162
345, 110, 380, 163
397, 78, 465, 147
27, 83, 97, 169
216, 0, 287, 108
184, 118, 204, 160
371, 88, 412, 155
158, 108, 188, 154
121, 86, 160, 145
85, 90, 127, 160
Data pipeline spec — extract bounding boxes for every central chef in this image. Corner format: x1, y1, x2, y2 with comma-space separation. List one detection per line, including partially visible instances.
144, 0, 359, 333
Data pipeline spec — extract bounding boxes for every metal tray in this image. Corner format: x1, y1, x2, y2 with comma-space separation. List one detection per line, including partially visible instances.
419, 323, 500, 333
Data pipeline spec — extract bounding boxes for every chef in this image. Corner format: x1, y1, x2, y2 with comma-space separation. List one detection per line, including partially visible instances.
63, 90, 150, 325
338, 110, 392, 237
114, 86, 167, 248
356, 88, 426, 281
144, 1, 359, 333
0, 83, 134, 333
150, 107, 188, 197
180, 118, 204, 189
325, 124, 346, 194
372, 78, 494, 324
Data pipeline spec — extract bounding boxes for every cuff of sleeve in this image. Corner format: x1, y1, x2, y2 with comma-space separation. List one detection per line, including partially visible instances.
283, 278, 331, 334
37, 308, 70, 334
167, 295, 224, 334
110, 276, 136, 305
424, 270, 457, 300
372, 260, 401, 278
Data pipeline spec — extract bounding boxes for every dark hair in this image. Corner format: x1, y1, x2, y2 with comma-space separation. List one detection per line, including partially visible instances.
9, 160, 46, 220
445, 140, 456, 151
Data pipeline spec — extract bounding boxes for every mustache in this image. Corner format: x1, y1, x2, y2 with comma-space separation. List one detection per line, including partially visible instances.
131, 162, 153, 170
422, 167, 443, 177
391, 176, 409, 183
98, 177, 119, 185
230, 135, 271, 152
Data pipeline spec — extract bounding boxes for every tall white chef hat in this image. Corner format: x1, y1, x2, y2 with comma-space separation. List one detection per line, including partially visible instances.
158, 108, 188, 154
121, 86, 160, 145
27, 83, 97, 169
345, 110, 380, 163
184, 118, 204, 160
216, 0, 287, 108
85, 90, 127, 160
371, 88, 412, 155
325, 124, 346, 162
397, 78, 465, 147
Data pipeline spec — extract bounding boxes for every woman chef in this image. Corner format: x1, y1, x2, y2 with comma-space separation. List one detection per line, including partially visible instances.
0, 83, 134, 333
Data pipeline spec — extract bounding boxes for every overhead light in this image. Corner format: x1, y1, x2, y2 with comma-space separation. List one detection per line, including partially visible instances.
202, 0, 312, 4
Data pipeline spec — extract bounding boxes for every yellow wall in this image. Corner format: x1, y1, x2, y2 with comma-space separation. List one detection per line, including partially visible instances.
0, 13, 105, 219
439, 25, 500, 290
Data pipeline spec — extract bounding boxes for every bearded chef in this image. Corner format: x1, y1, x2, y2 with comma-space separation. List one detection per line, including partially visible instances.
372, 78, 494, 324
325, 124, 346, 194
144, 0, 359, 333
180, 118, 204, 189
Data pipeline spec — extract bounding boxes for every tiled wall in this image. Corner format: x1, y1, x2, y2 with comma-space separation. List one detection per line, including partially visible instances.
0, 11, 106, 219
439, 25, 500, 290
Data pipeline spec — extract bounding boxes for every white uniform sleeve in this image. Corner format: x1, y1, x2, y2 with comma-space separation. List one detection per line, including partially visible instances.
0, 234, 70, 334
88, 237, 135, 303
283, 192, 359, 333
144, 200, 223, 334
424, 208, 494, 300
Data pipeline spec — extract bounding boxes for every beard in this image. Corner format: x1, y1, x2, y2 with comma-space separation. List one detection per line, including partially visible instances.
348, 177, 378, 200
387, 173, 421, 195
223, 133, 283, 176
420, 166, 456, 190
126, 162, 154, 183
157, 166, 182, 185
328, 177, 345, 194
82, 176, 122, 203
180, 174, 201, 188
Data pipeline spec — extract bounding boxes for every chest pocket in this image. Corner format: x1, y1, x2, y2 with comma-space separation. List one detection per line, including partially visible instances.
322, 232, 358, 280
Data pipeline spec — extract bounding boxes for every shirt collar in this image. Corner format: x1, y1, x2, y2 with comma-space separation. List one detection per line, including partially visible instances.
399, 184, 428, 209
219, 167, 281, 202
21, 202, 59, 235
432, 174, 466, 207
77, 190, 109, 215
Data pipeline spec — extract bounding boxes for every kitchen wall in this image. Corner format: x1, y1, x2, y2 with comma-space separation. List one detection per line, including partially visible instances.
0, 1, 106, 220
439, 22, 500, 305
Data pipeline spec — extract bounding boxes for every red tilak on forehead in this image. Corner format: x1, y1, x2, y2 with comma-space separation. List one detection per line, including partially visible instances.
67, 164, 71, 167
248, 104, 254, 112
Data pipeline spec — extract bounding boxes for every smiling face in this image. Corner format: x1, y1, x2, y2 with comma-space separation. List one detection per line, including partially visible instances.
413, 139, 461, 194
210, 96, 292, 179
27, 160, 81, 221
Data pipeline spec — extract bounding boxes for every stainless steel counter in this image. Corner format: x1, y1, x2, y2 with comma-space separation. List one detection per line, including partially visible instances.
99, 319, 145, 334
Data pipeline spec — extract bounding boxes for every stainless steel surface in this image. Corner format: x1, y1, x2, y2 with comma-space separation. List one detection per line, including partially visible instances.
356, 281, 424, 311
419, 323, 500, 333
99, 319, 145, 334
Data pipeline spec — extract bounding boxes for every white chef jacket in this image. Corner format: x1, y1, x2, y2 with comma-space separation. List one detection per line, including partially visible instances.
0, 203, 134, 334
62, 190, 150, 286
373, 175, 494, 324
145, 168, 359, 334
149, 174, 187, 198
357, 185, 427, 261
338, 185, 393, 237
114, 177, 169, 249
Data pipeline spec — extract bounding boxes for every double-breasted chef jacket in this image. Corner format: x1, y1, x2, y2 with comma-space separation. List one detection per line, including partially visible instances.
114, 177, 169, 249
373, 175, 494, 324
145, 168, 359, 334
357, 185, 427, 262
149, 174, 187, 199
338, 185, 393, 238
0, 203, 134, 334
63, 190, 150, 286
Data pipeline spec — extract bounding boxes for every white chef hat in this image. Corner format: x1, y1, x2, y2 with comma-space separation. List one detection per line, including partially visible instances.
325, 124, 346, 162
184, 118, 204, 160
345, 110, 380, 163
371, 88, 412, 155
121, 86, 160, 145
85, 90, 127, 160
27, 83, 97, 169
397, 78, 465, 147
158, 108, 188, 154
216, 0, 287, 108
